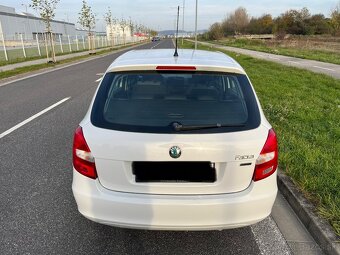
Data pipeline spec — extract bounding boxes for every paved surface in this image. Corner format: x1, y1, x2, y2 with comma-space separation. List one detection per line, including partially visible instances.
272, 193, 324, 255
195, 41, 340, 80
0, 39, 321, 254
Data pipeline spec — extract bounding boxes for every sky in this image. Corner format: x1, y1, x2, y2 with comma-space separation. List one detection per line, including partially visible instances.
1, 0, 339, 31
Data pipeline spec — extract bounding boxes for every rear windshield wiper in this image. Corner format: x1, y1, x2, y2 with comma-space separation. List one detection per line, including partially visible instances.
172, 122, 245, 131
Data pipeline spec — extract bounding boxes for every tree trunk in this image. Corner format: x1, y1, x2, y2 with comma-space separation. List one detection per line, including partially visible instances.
88, 31, 95, 54
44, 33, 50, 62
88, 32, 91, 53
49, 32, 56, 63
46, 20, 56, 63
110, 25, 114, 47
92, 34, 96, 51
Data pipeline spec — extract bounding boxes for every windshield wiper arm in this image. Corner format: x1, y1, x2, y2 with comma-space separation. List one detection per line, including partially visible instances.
172, 122, 245, 131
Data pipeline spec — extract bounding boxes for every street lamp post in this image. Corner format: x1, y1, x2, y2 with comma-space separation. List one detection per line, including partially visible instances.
64, 14, 69, 35
182, 0, 185, 45
21, 4, 31, 40
195, 0, 198, 50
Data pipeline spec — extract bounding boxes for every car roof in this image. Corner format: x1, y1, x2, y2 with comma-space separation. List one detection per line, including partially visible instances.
107, 49, 246, 74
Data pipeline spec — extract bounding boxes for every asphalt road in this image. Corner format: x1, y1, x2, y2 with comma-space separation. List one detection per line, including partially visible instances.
195, 41, 340, 80
0, 39, 315, 255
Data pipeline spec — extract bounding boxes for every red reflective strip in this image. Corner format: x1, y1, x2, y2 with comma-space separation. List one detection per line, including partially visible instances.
156, 66, 196, 71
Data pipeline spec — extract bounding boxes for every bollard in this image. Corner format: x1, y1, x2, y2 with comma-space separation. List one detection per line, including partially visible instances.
68, 35, 72, 52
59, 34, 63, 53
76, 35, 79, 51
82, 36, 85, 49
1, 32, 8, 61
20, 33, 27, 58
36, 36, 41, 56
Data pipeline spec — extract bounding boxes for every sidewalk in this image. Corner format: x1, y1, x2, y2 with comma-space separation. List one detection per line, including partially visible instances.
193, 40, 340, 80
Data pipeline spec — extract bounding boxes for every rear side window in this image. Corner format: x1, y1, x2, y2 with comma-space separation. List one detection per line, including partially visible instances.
91, 71, 260, 133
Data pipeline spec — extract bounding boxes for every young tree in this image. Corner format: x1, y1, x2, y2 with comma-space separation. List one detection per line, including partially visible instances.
247, 14, 273, 34
307, 14, 331, 35
221, 14, 235, 36
30, 0, 59, 63
222, 7, 250, 35
149, 29, 158, 37
274, 8, 312, 35
234, 7, 250, 33
139, 24, 146, 35
104, 7, 114, 46
78, 0, 96, 53
208, 22, 223, 40
330, 2, 340, 35
259, 14, 274, 34
129, 17, 135, 41
119, 18, 128, 45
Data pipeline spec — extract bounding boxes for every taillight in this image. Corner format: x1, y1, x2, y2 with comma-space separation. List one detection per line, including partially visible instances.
156, 66, 196, 71
253, 129, 278, 181
73, 126, 97, 179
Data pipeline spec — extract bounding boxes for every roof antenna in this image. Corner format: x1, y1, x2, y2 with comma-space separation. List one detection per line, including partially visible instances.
174, 5, 180, 57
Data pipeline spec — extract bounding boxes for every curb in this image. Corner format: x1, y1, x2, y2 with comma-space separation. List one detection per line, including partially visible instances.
277, 171, 340, 255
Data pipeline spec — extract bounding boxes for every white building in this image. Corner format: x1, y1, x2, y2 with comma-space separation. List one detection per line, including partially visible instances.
0, 4, 76, 41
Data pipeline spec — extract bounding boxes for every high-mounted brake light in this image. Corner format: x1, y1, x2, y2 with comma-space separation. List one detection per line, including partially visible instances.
253, 129, 278, 181
156, 66, 196, 71
73, 126, 97, 179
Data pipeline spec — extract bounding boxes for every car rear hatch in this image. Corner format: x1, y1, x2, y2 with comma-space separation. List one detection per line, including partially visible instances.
83, 124, 268, 195
85, 69, 267, 195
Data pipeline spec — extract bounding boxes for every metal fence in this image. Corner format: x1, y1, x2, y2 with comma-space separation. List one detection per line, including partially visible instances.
0, 33, 145, 63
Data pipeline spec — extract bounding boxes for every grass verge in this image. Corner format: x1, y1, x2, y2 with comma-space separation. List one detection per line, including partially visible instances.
182, 40, 340, 236
211, 38, 340, 65
0, 44, 138, 80
0, 44, 111, 67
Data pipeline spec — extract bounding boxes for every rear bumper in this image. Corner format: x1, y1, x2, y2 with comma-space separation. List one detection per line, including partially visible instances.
72, 169, 277, 230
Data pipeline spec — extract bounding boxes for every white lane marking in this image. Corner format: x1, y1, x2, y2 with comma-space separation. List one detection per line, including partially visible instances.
95, 73, 104, 82
313, 66, 335, 72
0, 57, 110, 89
0, 97, 71, 139
251, 217, 291, 255
288, 61, 301, 64
151, 41, 162, 49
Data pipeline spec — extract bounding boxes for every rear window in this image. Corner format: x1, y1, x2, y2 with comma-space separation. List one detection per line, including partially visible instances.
91, 71, 260, 133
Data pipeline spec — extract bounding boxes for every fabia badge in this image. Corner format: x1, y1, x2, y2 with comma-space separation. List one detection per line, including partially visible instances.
169, 146, 181, 159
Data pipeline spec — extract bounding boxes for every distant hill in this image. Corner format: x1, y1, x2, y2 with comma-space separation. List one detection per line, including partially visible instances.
158, 29, 207, 36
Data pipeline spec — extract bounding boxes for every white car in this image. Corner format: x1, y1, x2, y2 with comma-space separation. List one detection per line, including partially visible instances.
72, 49, 278, 230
